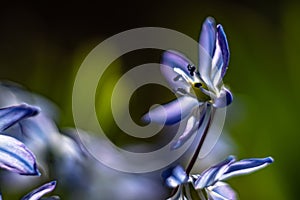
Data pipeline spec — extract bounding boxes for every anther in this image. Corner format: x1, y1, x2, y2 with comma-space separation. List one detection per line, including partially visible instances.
194, 82, 202, 88
187, 64, 196, 76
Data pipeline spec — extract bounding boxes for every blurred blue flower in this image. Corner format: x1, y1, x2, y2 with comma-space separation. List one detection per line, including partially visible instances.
165, 156, 273, 199
0, 104, 40, 176
0, 104, 39, 132
142, 17, 232, 149
21, 181, 58, 200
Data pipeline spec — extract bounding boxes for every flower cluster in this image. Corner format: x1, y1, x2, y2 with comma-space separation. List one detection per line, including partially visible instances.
144, 17, 274, 199
0, 83, 164, 200
0, 16, 274, 200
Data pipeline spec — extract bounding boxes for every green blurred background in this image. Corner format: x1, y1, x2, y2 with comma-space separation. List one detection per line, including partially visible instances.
0, 1, 297, 199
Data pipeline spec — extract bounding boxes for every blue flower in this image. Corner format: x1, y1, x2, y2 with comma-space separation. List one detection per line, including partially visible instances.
163, 165, 192, 200
165, 156, 274, 200
0, 103, 39, 132
0, 104, 40, 175
142, 17, 232, 149
21, 181, 58, 200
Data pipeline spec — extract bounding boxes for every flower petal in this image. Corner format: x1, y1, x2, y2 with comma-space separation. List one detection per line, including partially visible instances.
172, 165, 189, 183
199, 17, 216, 59
211, 33, 224, 89
220, 157, 274, 181
212, 88, 233, 108
0, 104, 40, 132
21, 181, 57, 200
162, 50, 195, 82
194, 156, 235, 189
142, 96, 199, 125
171, 104, 208, 150
164, 165, 190, 188
161, 51, 196, 95
0, 135, 40, 175
206, 182, 237, 200
170, 115, 198, 150
216, 24, 230, 78
166, 175, 182, 188
166, 186, 187, 200
198, 17, 216, 91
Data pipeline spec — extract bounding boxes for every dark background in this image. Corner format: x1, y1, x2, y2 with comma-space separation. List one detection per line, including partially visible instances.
0, 1, 296, 199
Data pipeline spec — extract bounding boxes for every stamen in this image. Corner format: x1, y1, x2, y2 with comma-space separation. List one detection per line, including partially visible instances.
194, 83, 202, 88
187, 64, 196, 76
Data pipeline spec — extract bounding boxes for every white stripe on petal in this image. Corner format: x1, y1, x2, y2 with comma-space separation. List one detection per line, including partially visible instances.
220, 157, 274, 181
194, 156, 235, 189
0, 135, 40, 175
206, 182, 237, 200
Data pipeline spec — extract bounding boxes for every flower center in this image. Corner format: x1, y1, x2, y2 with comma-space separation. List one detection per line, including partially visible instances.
192, 82, 211, 102
186, 64, 211, 102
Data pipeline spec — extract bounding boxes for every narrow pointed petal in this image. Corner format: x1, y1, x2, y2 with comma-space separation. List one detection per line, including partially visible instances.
0, 104, 40, 132
171, 116, 198, 150
198, 17, 216, 88
213, 88, 233, 108
21, 181, 57, 200
206, 182, 237, 200
162, 50, 195, 81
199, 17, 216, 59
211, 35, 224, 88
216, 24, 230, 78
0, 135, 40, 175
160, 63, 191, 94
171, 104, 207, 150
161, 51, 195, 93
194, 156, 235, 189
142, 96, 199, 125
220, 157, 274, 181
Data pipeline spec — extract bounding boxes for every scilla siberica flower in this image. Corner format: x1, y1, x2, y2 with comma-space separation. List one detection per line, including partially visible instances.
0, 103, 58, 199
165, 156, 274, 200
0, 104, 40, 176
142, 17, 233, 149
